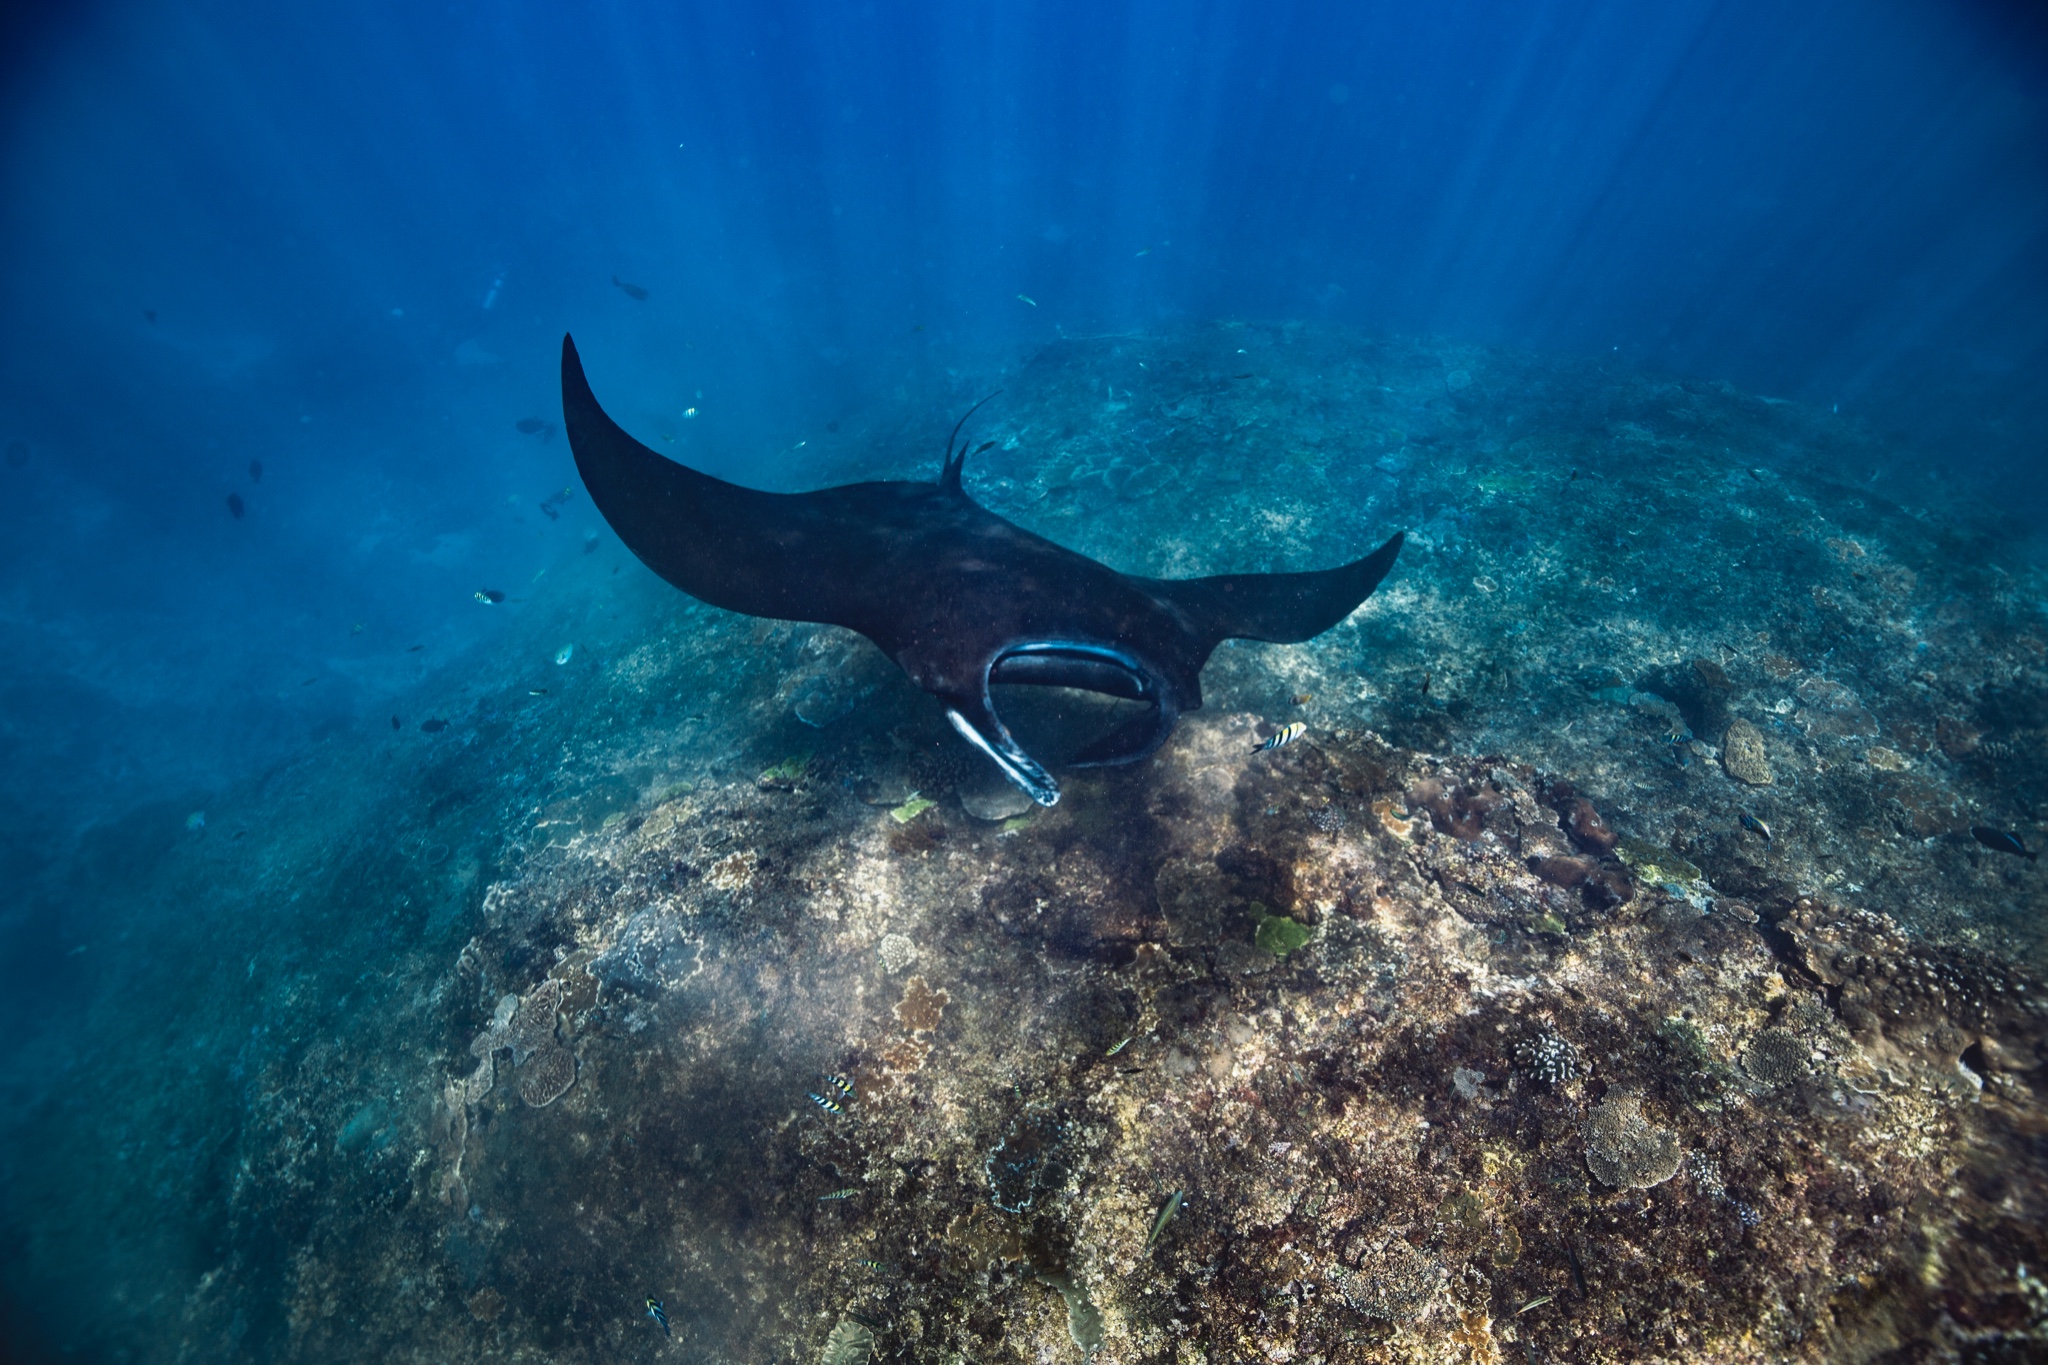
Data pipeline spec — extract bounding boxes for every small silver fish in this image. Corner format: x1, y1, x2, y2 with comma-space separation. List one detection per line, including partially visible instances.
1252, 722, 1306, 754
1515, 1294, 1553, 1316
1016, 293, 1037, 307
1146, 1189, 1184, 1249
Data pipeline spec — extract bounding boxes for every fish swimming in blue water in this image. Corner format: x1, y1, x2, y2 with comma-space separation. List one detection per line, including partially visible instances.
645, 1296, 670, 1337
1252, 722, 1306, 754
1971, 826, 2036, 861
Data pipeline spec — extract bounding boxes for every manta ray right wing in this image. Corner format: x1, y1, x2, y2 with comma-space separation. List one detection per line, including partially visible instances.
1143, 531, 1405, 652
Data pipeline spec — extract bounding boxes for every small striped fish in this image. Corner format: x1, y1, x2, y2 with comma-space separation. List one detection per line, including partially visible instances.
806, 1092, 844, 1116
824, 1073, 855, 1099
818, 1188, 860, 1201
1252, 722, 1307, 754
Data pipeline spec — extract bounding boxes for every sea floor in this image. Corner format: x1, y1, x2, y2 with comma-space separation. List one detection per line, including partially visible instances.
3, 322, 2046, 1364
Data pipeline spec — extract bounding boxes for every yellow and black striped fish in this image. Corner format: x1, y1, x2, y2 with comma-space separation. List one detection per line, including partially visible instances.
825, 1073, 855, 1100
1252, 722, 1306, 754
806, 1091, 844, 1116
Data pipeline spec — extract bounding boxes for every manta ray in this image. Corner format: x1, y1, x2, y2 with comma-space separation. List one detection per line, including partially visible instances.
562, 334, 1402, 806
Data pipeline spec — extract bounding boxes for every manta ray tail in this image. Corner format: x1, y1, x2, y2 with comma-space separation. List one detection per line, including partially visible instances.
1150, 531, 1405, 650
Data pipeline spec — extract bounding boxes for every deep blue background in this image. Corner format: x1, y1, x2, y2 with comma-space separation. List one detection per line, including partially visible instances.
1, 0, 2043, 844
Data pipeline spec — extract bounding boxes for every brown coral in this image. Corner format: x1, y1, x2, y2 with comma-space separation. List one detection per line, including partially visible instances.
460, 1055, 493, 1106
894, 975, 949, 1034
469, 992, 518, 1057
1741, 1027, 1810, 1089
517, 1045, 576, 1107
1336, 1241, 1442, 1321
1584, 1093, 1682, 1189
507, 978, 563, 1065
1720, 718, 1773, 786
879, 1038, 931, 1075
1561, 797, 1618, 853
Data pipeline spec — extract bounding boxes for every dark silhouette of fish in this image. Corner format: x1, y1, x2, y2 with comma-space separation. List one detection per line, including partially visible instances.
612, 276, 649, 301
420, 718, 449, 733
248, 459, 263, 483
562, 334, 1402, 805
1971, 826, 2037, 861
227, 492, 245, 519
516, 417, 546, 434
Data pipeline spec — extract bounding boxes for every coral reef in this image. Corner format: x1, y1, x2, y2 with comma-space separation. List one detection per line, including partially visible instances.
1583, 1094, 1684, 1189
1720, 717, 1774, 786
6, 323, 2047, 1365
517, 1045, 576, 1107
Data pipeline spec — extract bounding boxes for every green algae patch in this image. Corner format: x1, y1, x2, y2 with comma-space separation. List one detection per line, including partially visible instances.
889, 795, 936, 824
1615, 837, 1703, 889
1254, 911, 1315, 956
998, 815, 1033, 835
757, 750, 813, 785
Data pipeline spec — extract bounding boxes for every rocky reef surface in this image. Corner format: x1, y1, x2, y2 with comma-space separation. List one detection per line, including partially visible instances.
2, 323, 2045, 1364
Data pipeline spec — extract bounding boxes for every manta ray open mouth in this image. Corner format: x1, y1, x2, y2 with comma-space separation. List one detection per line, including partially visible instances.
948, 641, 1181, 807
561, 334, 1402, 806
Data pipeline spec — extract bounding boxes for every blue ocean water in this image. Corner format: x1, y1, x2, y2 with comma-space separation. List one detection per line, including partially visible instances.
1, 2, 2045, 1361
